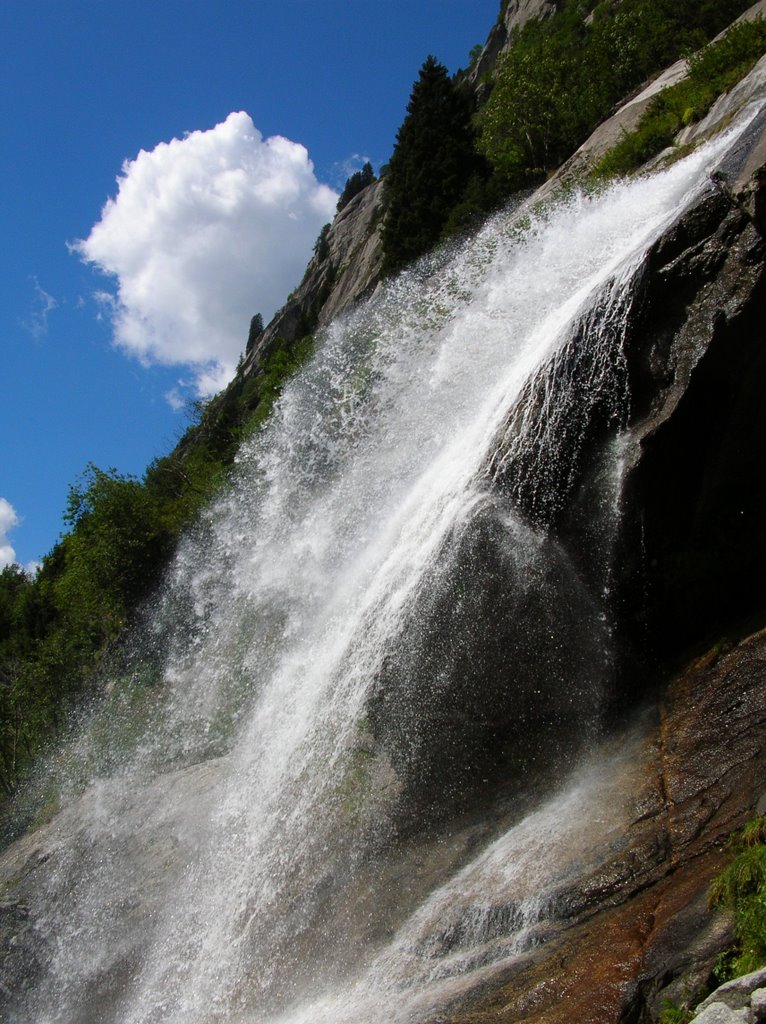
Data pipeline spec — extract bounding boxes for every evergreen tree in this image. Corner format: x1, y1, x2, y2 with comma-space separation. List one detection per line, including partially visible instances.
336, 162, 376, 212
246, 313, 264, 354
382, 56, 479, 275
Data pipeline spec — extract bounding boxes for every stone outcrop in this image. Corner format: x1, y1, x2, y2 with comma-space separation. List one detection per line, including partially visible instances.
0, 758, 226, 1022
616, 139, 766, 662
241, 0, 766, 397
240, 177, 386, 376
482, 45, 766, 669
535, 2, 766, 194
239, 0, 563, 380
466, 0, 560, 86
411, 55, 766, 1021
691, 967, 766, 1022
436, 629, 766, 1024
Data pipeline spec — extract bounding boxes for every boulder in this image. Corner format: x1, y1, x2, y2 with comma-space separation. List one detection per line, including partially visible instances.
697, 969, 766, 1014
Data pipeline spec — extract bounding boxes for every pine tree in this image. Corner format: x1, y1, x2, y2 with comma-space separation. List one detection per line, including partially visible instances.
336, 161, 376, 212
381, 56, 479, 275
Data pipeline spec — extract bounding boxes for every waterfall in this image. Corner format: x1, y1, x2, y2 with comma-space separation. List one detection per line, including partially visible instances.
14, 121, 754, 1024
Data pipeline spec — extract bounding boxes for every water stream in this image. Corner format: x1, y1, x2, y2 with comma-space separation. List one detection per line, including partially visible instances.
16, 123, 755, 1024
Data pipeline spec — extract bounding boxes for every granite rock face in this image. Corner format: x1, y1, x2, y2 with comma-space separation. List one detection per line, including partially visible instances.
423, 56, 766, 1023
536, 3, 766, 194
239, 0, 563, 382
241, 178, 385, 376
467, 0, 560, 86
438, 630, 766, 1024
616, 156, 766, 661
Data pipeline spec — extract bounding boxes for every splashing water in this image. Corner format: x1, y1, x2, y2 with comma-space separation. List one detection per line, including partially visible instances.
15, 121, 757, 1024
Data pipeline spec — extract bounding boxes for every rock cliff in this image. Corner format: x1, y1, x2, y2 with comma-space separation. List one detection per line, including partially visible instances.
240, 177, 386, 376
240, 0, 563, 378
427, 37, 766, 1024
439, 629, 766, 1024
467, 0, 560, 86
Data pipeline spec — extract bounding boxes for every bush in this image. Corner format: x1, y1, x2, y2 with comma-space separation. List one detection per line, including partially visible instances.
593, 18, 766, 178
709, 816, 766, 979
478, 0, 757, 190
659, 999, 693, 1024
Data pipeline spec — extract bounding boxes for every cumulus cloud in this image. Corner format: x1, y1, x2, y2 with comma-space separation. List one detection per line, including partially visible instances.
0, 498, 20, 570
73, 111, 338, 398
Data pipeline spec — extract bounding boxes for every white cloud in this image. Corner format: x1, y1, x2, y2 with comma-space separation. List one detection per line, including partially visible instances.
20, 277, 58, 339
73, 111, 338, 398
334, 153, 374, 187
164, 388, 186, 413
0, 498, 20, 570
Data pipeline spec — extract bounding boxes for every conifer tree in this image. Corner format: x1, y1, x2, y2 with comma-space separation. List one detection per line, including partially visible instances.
336, 161, 376, 212
382, 56, 478, 275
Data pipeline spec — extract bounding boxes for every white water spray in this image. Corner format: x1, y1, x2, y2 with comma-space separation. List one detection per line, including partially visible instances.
16, 121, 757, 1024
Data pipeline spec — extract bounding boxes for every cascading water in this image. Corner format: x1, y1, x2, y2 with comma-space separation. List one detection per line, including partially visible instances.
12, 121, 757, 1024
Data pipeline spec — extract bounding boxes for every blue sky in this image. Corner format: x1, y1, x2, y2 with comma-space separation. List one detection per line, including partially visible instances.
1, 0, 500, 570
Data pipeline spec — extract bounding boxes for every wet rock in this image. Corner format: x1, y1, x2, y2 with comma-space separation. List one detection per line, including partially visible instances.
0, 758, 225, 1021
439, 628, 766, 1024
367, 495, 610, 822
616, 162, 766, 661
0, 898, 47, 1020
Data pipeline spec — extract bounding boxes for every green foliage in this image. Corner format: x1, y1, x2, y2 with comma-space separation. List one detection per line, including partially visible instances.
382, 56, 483, 274
377, 0, 755, 257
0, 321, 318, 811
245, 312, 264, 354
313, 223, 331, 262
478, 0, 755, 190
468, 43, 484, 70
594, 18, 766, 178
336, 162, 376, 213
659, 999, 693, 1024
60, 465, 172, 631
709, 816, 766, 979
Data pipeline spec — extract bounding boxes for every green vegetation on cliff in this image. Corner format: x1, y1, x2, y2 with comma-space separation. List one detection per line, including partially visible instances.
337, 162, 376, 213
381, 56, 483, 275
379, 0, 756, 274
478, 0, 755, 189
594, 18, 766, 178
0, 332, 314, 805
710, 817, 766, 980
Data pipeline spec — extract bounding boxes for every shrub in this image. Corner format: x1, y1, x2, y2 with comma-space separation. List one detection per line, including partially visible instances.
594, 18, 766, 178
659, 999, 693, 1024
709, 816, 766, 979
478, 0, 757, 189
